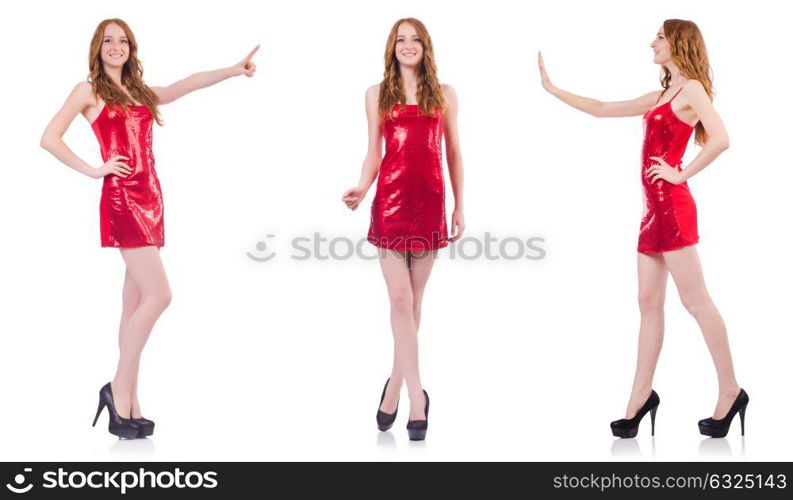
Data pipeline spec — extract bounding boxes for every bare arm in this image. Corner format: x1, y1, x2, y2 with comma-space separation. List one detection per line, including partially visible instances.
538, 51, 659, 117
678, 80, 729, 180
342, 85, 383, 211
152, 45, 259, 105
647, 79, 730, 184
357, 85, 384, 191
40, 82, 131, 179
442, 84, 465, 240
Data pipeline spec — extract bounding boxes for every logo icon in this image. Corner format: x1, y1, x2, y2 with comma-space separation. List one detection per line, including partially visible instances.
246, 234, 277, 262
6, 468, 33, 494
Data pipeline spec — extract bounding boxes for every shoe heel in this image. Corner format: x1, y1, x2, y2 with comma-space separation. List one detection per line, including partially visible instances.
650, 404, 658, 436
92, 398, 106, 427
610, 390, 660, 438
698, 389, 749, 438
739, 404, 746, 436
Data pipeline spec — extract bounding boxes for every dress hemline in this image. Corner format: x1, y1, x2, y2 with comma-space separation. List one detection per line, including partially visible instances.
637, 238, 699, 255
367, 238, 449, 252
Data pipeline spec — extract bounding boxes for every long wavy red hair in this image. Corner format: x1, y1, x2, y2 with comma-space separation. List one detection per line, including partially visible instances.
660, 19, 713, 145
88, 18, 162, 125
378, 18, 446, 119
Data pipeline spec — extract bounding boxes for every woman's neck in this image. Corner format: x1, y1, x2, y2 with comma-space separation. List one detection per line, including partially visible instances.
103, 65, 124, 87
665, 63, 686, 87
399, 64, 419, 101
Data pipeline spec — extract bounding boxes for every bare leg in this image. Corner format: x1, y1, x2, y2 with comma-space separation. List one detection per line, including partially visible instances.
409, 250, 436, 329
380, 250, 436, 416
111, 247, 171, 418
625, 252, 668, 418
117, 270, 146, 418
377, 249, 427, 420
663, 245, 740, 419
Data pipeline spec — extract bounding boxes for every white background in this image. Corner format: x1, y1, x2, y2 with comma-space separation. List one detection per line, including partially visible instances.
1, 0, 790, 461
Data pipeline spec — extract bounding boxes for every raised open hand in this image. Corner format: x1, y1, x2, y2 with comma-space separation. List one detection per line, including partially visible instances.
538, 51, 554, 92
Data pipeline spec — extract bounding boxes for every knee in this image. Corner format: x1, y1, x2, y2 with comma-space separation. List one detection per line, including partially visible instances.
389, 288, 413, 315
680, 293, 713, 319
144, 287, 172, 312
638, 290, 664, 315
160, 288, 173, 310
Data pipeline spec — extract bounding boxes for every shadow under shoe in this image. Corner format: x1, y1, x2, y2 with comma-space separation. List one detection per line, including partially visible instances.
92, 382, 141, 439
699, 389, 749, 438
407, 389, 430, 441
376, 378, 399, 432
611, 390, 660, 438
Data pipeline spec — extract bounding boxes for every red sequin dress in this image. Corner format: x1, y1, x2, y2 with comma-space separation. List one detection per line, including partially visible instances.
638, 87, 699, 254
368, 104, 448, 251
91, 103, 164, 248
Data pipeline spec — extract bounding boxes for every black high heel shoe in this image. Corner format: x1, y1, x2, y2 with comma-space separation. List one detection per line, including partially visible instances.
92, 382, 141, 439
132, 417, 155, 438
698, 388, 749, 438
376, 378, 399, 431
610, 390, 660, 438
406, 389, 429, 441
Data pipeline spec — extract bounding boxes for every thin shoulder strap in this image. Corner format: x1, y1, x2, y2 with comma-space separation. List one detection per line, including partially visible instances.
669, 86, 685, 102
654, 89, 666, 105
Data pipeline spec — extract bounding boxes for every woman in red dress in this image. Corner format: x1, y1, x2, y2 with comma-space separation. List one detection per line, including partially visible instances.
41, 18, 258, 438
342, 18, 465, 440
539, 19, 747, 438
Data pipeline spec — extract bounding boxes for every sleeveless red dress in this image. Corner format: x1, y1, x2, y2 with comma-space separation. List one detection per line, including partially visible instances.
91, 104, 164, 248
368, 104, 448, 251
638, 87, 699, 254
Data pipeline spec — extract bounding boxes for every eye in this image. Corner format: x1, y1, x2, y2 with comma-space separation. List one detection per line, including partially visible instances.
121, 39, 128, 44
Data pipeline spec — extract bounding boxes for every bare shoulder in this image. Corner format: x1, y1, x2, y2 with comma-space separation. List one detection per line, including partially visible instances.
68, 81, 100, 114
441, 83, 457, 100
365, 83, 380, 101
364, 84, 383, 123
439, 84, 457, 120
73, 81, 95, 99
682, 79, 707, 98
73, 81, 91, 92
441, 84, 458, 116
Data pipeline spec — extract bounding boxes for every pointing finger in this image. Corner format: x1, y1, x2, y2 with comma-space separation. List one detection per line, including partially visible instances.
244, 44, 261, 62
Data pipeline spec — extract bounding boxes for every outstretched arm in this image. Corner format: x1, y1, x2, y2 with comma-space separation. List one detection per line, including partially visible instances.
40, 82, 132, 179
152, 45, 259, 105
442, 84, 465, 241
646, 79, 730, 184
342, 85, 383, 211
538, 51, 659, 117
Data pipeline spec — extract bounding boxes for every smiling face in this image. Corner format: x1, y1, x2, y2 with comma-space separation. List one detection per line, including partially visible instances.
394, 22, 424, 67
650, 26, 671, 65
100, 23, 130, 69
